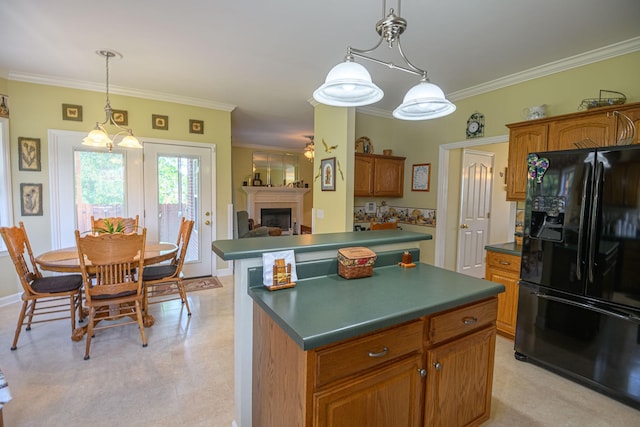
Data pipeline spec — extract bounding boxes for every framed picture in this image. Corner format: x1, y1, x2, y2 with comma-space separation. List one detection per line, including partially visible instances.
18, 137, 41, 171
189, 119, 204, 134
152, 114, 169, 130
112, 109, 128, 125
20, 183, 43, 216
411, 163, 431, 191
321, 157, 336, 191
0, 95, 9, 118
62, 104, 83, 121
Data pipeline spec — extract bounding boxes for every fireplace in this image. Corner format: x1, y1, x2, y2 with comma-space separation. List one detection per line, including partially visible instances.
261, 208, 291, 231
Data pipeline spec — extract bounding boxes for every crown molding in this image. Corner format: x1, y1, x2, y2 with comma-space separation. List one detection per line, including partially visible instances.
350, 36, 640, 116
448, 36, 640, 101
7, 71, 236, 112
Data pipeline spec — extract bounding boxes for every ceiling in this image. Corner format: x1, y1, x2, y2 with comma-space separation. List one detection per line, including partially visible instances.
1, 0, 639, 152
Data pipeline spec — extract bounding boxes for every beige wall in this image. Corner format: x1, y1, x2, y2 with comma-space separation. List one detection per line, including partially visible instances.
231, 146, 315, 228
313, 104, 356, 234
0, 79, 232, 298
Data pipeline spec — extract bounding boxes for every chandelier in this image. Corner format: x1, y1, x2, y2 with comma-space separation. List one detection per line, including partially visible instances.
303, 135, 315, 160
82, 50, 142, 152
313, 0, 455, 120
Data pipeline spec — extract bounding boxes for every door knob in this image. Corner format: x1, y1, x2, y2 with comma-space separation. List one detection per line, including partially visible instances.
460, 224, 469, 229
433, 362, 442, 371
205, 220, 211, 225
205, 211, 211, 216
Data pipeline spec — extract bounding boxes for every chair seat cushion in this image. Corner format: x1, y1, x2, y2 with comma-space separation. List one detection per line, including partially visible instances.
143, 265, 177, 281
31, 274, 83, 293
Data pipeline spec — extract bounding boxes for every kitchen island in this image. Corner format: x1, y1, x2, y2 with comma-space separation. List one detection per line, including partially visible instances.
212, 231, 504, 427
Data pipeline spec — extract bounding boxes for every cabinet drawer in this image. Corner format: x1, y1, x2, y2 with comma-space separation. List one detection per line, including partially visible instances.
427, 298, 497, 345
314, 320, 424, 389
486, 251, 521, 274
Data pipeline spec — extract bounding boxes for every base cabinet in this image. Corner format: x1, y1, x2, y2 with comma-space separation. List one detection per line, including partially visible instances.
314, 355, 423, 427
485, 250, 521, 338
425, 327, 496, 427
253, 297, 498, 427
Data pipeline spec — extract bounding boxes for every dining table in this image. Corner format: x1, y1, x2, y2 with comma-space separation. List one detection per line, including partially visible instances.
35, 241, 178, 338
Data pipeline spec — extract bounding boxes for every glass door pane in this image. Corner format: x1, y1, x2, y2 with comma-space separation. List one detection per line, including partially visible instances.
157, 154, 199, 263
74, 150, 126, 234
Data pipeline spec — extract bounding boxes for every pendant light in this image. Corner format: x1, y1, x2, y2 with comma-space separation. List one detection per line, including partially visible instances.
313, 0, 455, 120
303, 135, 315, 161
83, 50, 142, 152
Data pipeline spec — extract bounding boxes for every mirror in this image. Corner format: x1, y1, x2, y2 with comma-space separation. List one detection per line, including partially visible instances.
252, 152, 298, 186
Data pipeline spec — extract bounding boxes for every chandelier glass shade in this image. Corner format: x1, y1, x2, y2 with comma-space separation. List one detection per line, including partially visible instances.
313, 0, 455, 120
83, 50, 142, 152
313, 61, 383, 107
303, 135, 315, 160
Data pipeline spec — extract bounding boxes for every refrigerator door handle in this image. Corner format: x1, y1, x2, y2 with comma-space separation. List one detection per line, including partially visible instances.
588, 160, 604, 283
576, 163, 592, 281
533, 292, 640, 323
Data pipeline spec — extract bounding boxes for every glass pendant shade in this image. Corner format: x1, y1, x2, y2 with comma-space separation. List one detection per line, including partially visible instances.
118, 134, 143, 149
313, 61, 383, 107
393, 81, 456, 120
82, 129, 112, 147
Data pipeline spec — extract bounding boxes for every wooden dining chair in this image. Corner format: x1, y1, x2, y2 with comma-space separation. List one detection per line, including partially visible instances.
75, 228, 147, 360
0, 222, 84, 350
90, 215, 139, 234
143, 218, 195, 316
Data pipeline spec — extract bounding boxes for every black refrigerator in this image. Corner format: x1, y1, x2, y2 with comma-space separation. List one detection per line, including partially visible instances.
515, 144, 640, 409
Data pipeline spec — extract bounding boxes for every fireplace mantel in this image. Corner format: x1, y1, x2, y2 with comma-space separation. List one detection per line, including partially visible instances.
242, 186, 310, 229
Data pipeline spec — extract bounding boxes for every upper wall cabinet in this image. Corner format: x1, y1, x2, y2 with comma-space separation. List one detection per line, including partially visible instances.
506, 102, 640, 200
354, 153, 406, 197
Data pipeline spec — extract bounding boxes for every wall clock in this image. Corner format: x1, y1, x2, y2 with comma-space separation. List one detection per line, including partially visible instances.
466, 112, 485, 138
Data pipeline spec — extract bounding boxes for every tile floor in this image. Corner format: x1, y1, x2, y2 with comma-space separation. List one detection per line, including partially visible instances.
0, 275, 639, 426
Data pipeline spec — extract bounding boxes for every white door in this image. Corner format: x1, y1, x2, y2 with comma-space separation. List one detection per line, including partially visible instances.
143, 142, 215, 278
456, 150, 493, 278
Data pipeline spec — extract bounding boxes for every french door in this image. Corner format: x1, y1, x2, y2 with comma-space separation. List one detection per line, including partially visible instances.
142, 142, 214, 278
48, 130, 215, 277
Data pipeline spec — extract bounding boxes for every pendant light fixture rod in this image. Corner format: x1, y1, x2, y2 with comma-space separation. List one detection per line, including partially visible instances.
349, 48, 426, 79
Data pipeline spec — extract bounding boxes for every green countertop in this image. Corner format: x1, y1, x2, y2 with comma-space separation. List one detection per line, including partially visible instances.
485, 242, 522, 256
249, 263, 505, 350
212, 230, 432, 260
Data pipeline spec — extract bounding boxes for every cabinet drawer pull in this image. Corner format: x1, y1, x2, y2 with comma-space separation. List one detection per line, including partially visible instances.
433, 362, 442, 371
499, 261, 511, 265
368, 347, 388, 358
462, 317, 478, 325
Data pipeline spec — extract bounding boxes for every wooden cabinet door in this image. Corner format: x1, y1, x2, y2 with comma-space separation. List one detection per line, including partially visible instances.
354, 154, 374, 197
424, 327, 495, 427
617, 108, 640, 146
485, 251, 521, 338
506, 123, 548, 200
548, 114, 614, 150
313, 354, 424, 427
486, 269, 519, 338
373, 157, 405, 197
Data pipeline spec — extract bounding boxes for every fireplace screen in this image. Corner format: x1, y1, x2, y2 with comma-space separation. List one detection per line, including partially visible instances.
261, 208, 291, 230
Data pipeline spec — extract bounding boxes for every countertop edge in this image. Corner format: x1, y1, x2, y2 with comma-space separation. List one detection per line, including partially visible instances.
213, 230, 431, 260
485, 242, 522, 256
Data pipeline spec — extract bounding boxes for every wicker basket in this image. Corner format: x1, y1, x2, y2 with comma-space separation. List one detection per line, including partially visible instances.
337, 247, 377, 279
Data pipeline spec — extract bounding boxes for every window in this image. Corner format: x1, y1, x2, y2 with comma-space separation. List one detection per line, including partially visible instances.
0, 117, 13, 252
